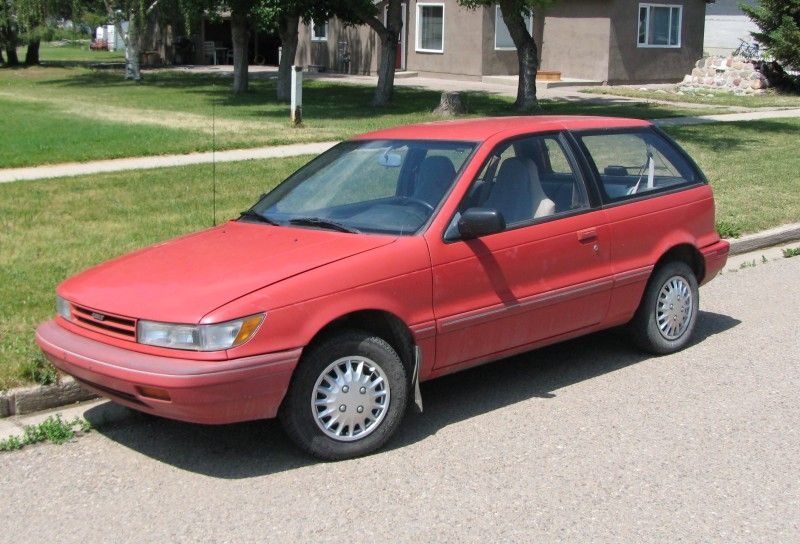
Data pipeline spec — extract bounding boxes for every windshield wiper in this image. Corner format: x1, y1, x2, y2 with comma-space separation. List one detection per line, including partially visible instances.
289, 217, 361, 234
238, 209, 279, 225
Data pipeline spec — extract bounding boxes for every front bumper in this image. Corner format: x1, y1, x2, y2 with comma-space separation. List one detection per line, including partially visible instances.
700, 239, 730, 285
36, 320, 302, 424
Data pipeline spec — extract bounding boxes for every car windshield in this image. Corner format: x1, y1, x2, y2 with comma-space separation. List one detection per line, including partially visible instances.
246, 139, 476, 235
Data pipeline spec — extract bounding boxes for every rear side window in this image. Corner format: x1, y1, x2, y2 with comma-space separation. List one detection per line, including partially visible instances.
578, 129, 701, 203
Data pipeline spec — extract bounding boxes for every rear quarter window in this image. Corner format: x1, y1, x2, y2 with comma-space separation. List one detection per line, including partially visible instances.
577, 128, 703, 203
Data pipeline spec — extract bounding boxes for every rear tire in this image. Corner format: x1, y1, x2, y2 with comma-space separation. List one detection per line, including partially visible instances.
629, 261, 699, 355
279, 330, 408, 460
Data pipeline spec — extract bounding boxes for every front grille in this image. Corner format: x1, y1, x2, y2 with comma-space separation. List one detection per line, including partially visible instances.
71, 304, 137, 341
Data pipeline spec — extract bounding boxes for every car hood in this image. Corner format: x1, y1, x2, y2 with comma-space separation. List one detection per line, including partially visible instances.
59, 221, 396, 323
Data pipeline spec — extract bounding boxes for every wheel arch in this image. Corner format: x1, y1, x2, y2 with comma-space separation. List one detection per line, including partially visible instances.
305, 309, 416, 377
654, 243, 705, 283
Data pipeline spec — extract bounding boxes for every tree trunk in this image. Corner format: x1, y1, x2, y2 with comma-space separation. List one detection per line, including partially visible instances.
276, 14, 299, 102
499, 1, 539, 111
363, 0, 402, 107
231, 10, 250, 94
3, 21, 20, 66
123, 16, 142, 81
433, 91, 467, 115
25, 38, 40, 65
5, 44, 19, 66
0, 47, 5, 64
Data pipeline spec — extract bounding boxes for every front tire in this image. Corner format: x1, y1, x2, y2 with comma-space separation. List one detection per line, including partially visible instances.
279, 331, 408, 460
629, 261, 699, 355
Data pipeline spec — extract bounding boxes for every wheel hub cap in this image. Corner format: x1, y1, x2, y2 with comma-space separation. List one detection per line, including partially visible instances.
656, 275, 693, 340
311, 356, 390, 442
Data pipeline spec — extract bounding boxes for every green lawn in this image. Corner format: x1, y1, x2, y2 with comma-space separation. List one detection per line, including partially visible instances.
662, 119, 800, 236
582, 86, 800, 109
0, 65, 723, 168
1, 118, 799, 389
18, 41, 127, 63
0, 97, 215, 167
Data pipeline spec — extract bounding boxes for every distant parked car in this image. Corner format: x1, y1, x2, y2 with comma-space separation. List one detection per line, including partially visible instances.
37, 116, 729, 460
89, 39, 108, 51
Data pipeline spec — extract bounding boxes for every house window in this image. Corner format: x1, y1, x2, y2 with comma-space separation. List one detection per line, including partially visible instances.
416, 3, 444, 53
311, 20, 328, 42
495, 5, 533, 50
638, 4, 682, 48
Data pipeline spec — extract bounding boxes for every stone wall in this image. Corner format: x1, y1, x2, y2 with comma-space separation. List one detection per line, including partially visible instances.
678, 55, 770, 94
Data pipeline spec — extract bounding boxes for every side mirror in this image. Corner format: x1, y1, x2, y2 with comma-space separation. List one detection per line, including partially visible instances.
457, 208, 506, 239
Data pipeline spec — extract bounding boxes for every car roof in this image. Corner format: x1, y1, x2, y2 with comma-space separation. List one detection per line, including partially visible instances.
352, 116, 652, 142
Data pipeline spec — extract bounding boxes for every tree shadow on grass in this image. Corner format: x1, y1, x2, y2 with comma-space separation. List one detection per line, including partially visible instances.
87, 310, 740, 479
663, 119, 800, 153
30, 68, 707, 123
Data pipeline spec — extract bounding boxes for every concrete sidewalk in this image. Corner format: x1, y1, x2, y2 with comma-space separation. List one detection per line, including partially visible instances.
0, 141, 338, 184
2, 108, 800, 184
652, 108, 800, 126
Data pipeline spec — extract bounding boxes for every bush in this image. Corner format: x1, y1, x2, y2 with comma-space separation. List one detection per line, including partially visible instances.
743, 0, 800, 72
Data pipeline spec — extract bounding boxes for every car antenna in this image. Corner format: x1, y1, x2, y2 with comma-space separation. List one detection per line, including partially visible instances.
212, 77, 217, 227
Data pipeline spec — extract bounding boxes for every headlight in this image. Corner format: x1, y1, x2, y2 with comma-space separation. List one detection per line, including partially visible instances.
137, 314, 265, 351
56, 295, 72, 321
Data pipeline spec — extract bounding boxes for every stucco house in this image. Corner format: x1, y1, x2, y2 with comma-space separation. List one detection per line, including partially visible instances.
297, 0, 710, 84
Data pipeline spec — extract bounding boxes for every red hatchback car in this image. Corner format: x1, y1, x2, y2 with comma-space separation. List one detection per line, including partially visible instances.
37, 116, 729, 459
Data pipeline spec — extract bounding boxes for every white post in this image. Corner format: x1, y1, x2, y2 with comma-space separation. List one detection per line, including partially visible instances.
290, 65, 303, 126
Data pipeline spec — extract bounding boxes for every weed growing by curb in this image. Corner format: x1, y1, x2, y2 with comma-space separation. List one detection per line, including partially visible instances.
716, 220, 742, 239
783, 247, 800, 258
20, 354, 58, 386
0, 414, 92, 452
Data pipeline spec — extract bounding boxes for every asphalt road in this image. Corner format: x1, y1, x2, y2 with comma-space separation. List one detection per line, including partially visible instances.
2, 256, 798, 543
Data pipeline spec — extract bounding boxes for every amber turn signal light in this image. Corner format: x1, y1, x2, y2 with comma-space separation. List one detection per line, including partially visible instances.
137, 386, 172, 401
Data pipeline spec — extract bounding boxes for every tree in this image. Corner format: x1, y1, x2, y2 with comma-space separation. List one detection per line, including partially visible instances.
250, 1, 300, 101
742, 0, 800, 70
1, 0, 21, 66
17, 0, 46, 65
223, 0, 253, 93
101, 0, 162, 80
352, 0, 399, 107
460, 0, 552, 110
252, 1, 374, 102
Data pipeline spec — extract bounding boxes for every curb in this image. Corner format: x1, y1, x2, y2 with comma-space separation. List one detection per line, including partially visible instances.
0, 376, 97, 418
2, 223, 799, 420
728, 222, 800, 256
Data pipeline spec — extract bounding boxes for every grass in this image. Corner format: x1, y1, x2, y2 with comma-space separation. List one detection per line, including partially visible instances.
0, 414, 92, 452
0, 65, 722, 168
662, 119, 800, 236
16, 41, 127, 63
582, 86, 800, 109
0, 156, 308, 390
783, 247, 800, 258
0, 97, 215, 167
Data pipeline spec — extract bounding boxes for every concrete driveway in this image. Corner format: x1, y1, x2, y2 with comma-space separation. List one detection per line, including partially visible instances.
2, 255, 798, 543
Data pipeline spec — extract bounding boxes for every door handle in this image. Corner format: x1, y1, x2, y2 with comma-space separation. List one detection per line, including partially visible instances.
577, 228, 598, 243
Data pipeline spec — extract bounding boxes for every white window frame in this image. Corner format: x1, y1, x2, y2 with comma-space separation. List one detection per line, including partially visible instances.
311, 19, 328, 42
494, 5, 533, 51
415, 3, 445, 54
637, 3, 682, 49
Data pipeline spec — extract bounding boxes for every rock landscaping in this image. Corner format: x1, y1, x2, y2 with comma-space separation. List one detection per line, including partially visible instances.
679, 56, 770, 95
